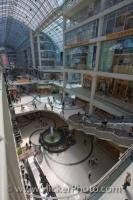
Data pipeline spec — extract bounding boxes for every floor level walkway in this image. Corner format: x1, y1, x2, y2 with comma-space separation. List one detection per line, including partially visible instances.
66, 87, 133, 117
13, 94, 85, 119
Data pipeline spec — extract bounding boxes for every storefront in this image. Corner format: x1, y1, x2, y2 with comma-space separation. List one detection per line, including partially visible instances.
103, 3, 133, 35
99, 37, 133, 74
65, 43, 96, 70
83, 75, 92, 89
97, 77, 133, 102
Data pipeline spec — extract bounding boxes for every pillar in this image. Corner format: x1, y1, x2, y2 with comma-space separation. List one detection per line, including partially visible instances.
89, 1, 105, 114
37, 33, 41, 67
63, 72, 67, 101
30, 30, 36, 69
81, 73, 84, 86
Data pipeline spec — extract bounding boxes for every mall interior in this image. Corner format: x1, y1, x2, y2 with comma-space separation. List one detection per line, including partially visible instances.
0, 0, 133, 200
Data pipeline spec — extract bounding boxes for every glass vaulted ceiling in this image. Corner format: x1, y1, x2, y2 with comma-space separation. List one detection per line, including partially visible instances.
0, 0, 64, 49
43, 16, 64, 51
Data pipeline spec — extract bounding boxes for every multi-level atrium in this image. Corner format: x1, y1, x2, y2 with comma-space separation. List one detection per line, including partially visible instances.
0, 0, 133, 200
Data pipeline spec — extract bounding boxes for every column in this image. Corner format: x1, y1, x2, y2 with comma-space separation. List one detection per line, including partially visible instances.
37, 33, 41, 67
89, 76, 97, 114
30, 30, 35, 68
62, 16, 67, 101
63, 71, 67, 101
100, 0, 106, 11
81, 73, 84, 86
63, 16, 66, 67
89, 1, 105, 114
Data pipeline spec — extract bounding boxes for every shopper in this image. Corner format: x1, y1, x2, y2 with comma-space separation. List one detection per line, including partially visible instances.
84, 139, 87, 146
29, 140, 32, 149
101, 118, 108, 128
25, 143, 29, 151
21, 104, 24, 111
123, 172, 131, 190
88, 170, 91, 180
77, 112, 80, 117
82, 115, 86, 124
128, 127, 133, 137
44, 103, 47, 110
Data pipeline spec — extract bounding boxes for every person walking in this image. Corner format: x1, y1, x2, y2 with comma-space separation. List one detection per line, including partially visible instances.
25, 142, 29, 151
19, 96, 21, 103
78, 112, 80, 117
44, 103, 47, 110
29, 140, 32, 149
84, 139, 87, 146
123, 172, 131, 190
88, 170, 92, 180
82, 115, 86, 124
21, 104, 24, 111
32, 100, 37, 109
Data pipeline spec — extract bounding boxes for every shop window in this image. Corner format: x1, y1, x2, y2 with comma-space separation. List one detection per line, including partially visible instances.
106, 17, 115, 34
99, 41, 115, 72
114, 15, 125, 32
125, 14, 133, 29
87, 44, 96, 69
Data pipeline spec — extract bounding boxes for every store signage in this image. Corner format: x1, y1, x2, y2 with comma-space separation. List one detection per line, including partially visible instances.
107, 29, 133, 40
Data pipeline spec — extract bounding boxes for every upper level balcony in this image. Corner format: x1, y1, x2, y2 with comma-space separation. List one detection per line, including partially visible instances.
64, 0, 127, 31
64, 20, 98, 48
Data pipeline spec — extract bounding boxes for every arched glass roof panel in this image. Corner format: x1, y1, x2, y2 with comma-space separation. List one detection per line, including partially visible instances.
0, 0, 65, 48
43, 16, 64, 51
5, 17, 30, 49
9, 0, 65, 30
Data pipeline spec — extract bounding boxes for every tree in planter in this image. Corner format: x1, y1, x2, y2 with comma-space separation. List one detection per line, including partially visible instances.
52, 85, 59, 94
16, 144, 22, 155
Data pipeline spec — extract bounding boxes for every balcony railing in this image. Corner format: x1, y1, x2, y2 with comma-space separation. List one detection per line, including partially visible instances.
38, 66, 64, 71
0, 71, 8, 200
0, 70, 26, 200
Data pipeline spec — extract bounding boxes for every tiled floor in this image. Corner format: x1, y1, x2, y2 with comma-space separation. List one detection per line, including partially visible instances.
13, 94, 85, 119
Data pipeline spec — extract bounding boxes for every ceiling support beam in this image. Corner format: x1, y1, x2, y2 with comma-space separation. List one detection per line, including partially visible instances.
34, 0, 69, 34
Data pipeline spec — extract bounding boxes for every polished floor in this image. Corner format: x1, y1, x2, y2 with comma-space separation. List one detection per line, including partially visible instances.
13, 94, 84, 119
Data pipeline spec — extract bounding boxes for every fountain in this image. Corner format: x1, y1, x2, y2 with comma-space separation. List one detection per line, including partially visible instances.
38, 125, 76, 153
43, 125, 61, 144
50, 126, 54, 137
